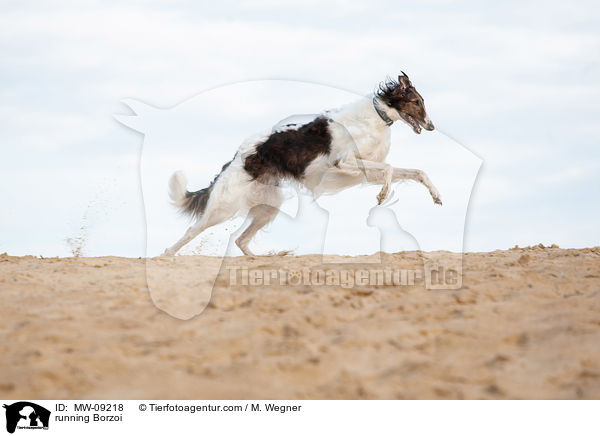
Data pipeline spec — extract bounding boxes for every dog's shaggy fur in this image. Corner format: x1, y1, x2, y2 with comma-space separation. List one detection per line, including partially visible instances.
164, 73, 441, 256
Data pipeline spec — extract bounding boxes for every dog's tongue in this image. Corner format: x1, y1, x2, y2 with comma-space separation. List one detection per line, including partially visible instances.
407, 115, 421, 134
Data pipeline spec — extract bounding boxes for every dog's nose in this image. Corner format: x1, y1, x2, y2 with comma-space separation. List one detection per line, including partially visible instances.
425, 121, 435, 131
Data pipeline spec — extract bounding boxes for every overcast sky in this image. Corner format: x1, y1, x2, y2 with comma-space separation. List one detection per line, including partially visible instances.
1, 0, 598, 257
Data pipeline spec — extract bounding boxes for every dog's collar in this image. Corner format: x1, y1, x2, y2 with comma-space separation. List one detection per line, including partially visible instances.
373, 97, 394, 127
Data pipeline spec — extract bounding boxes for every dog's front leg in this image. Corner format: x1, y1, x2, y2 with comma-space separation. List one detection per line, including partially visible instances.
392, 168, 442, 205
353, 160, 394, 204
336, 160, 392, 204
376, 164, 393, 204
349, 160, 442, 205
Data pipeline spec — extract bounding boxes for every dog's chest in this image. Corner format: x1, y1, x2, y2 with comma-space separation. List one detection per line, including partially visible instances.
345, 124, 391, 163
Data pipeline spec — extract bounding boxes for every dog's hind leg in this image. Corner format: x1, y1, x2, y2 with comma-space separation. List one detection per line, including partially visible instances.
235, 204, 280, 256
162, 217, 209, 256
163, 196, 241, 256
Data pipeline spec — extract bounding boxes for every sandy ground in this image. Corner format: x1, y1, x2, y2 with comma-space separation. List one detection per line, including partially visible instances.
1, 246, 600, 399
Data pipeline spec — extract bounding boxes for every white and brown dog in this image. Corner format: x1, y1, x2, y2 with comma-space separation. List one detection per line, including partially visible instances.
164, 72, 441, 256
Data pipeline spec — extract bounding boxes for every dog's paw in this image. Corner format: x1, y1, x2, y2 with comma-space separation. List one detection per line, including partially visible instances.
377, 186, 390, 205
433, 195, 442, 206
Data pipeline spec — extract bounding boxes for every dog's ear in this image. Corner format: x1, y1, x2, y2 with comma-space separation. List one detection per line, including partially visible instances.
398, 72, 411, 91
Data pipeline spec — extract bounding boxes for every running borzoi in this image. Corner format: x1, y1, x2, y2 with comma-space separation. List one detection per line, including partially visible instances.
164, 72, 441, 256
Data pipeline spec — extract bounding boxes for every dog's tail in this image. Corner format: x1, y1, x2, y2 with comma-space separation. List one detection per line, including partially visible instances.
168, 171, 213, 218
168, 160, 233, 218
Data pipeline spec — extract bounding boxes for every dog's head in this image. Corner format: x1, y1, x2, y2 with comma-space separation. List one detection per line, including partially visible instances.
377, 72, 434, 134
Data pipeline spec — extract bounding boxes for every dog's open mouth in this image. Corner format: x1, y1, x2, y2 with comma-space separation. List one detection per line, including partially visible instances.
401, 114, 422, 134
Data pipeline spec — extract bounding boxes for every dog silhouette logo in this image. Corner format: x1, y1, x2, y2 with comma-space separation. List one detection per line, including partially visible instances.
3, 402, 50, 434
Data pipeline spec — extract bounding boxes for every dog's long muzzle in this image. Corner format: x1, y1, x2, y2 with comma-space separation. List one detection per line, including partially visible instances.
423, 116, 435, 131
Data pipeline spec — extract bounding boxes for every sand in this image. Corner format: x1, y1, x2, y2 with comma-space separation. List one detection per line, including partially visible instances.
1, 246, 599, 399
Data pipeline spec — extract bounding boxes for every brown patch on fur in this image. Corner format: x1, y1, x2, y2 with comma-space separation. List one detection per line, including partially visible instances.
244, 117, 332, 181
